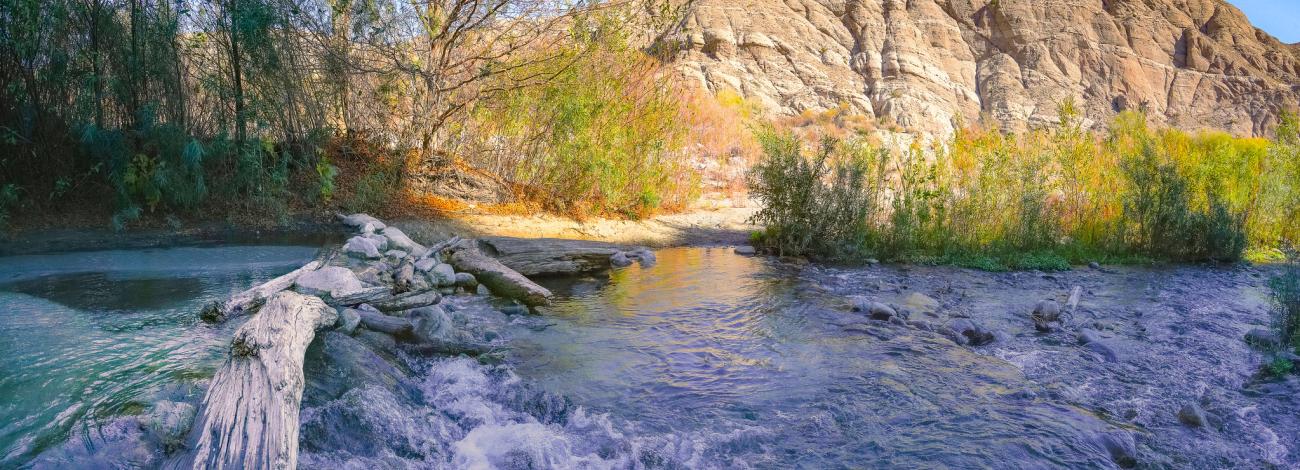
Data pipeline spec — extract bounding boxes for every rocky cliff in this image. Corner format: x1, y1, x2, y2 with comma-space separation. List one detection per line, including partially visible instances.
672, 0, 1300, 136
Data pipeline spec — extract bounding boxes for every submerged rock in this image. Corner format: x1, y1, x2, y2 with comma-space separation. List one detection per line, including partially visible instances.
1032, 299, 1063, 332
1077, 328, 1121, 362
947, 319, 995, 346
610, 251, 633, 268
734, 246, 758, 255
144, 401, 195, 451
1177, 403, 1208, 428
849, 297, 897, 321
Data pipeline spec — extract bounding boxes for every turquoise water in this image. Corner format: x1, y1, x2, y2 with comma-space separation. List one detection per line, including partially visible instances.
0, 246, 320, 466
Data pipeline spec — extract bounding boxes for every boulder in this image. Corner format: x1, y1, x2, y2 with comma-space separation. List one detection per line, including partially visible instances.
384, 249, 408, 260
342, 236, 382, 259
294, 266, 366, 299
338, 213, 385, 231
849, 297, 897, 321
1177, 403, 1208, 428
948, 319, 995, 346
145, 401, 196, 450
1245, 329, 1281, 349
1078, 328, 1121, 362
900, 292, 940, 317
380, 226, 426, 254
610, 251, 634, 268
430, 263, 457, 286
414, 257, 437, 273
409, 305, 450, 343
363, 233, 389, 251
454, 272, 479, 289
336, 308, 361, 335
1032, 299, 1063, 332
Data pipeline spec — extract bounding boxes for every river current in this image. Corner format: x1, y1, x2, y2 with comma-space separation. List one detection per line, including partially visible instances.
2, 245, 1296, 468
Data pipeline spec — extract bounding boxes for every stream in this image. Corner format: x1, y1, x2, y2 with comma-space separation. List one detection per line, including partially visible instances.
3, 245, 1297, 468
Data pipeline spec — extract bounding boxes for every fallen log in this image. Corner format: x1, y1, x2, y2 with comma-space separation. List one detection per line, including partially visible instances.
447, 241, 553, 307
355, 308, 413, 335
200, 261, 323, 323
370, 289, 443, 312
170, 291, 337, 470
475, 237, 629, 276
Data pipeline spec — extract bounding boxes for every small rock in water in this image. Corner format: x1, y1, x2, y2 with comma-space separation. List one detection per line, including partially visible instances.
1077, 328, 1121, 362
866, 258, 880, 265
500, 304, 529, 315
734, 246, 758, 256
1244, 328, 1280, 349
144, 401, 195, 450
627, 248, 657, 267
1032, 299, 1062, 332
454, 272, 479, 289
1088, 261, 1102, 270
1089, 431, 1138, 468
1177, 403, 1208, 428
342, 236, 382, 259
900, 292, 940, 317
476, 284, 492, 296
948, 319, 996, 346
336, 308, 361, 335
610, 251, 634, 268
849, 296, 897, 321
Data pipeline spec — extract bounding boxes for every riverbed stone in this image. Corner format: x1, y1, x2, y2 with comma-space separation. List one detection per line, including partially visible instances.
430, 263, 457, 286
343, 236, 382, 259
144, 401, 195, 450
900, 292, 940, 317
336, 308, 361, 335
380, 226, 426, 254
339, 213, 386, 232
295, 266, 366, 299
850, 297, 897, 321
1089, 430, 1138, 468
610, 251, 634, 268
1177, 403, 1208, 427
734, 246, 757, 255
385, 249, 408, 260
1244, 329, 1280, 349
455, 272, 479, 289
477, 284, 491, 296
1078, 328, 1121, 362
948, 319, 995, 346
1032, 299, 1063, 332
414, 257, 437, 273
626, 248, 657, 267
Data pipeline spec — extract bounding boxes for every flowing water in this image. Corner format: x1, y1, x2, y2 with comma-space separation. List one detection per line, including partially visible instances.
4, 246, 1298, 468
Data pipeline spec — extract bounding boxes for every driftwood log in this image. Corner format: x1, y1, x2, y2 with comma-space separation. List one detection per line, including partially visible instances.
446, 241, 553, 307
200, 261, 323, 323
475, 237, 630, 276
170, 291, 338, 470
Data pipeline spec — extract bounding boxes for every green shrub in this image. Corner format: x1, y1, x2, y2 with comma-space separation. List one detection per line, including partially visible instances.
1120, 141, 1247, 261
747, 131, 881, 260
0, 184, 20, 229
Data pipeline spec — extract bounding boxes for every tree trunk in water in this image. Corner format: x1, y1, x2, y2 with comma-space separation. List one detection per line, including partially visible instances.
168, 291, 338, 470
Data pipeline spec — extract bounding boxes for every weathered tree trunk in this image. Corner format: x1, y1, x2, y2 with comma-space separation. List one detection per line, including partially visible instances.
170, 291, 337, 470
201, 261, 323, 322
475, 237, 631, 277
447, 241, 552, 307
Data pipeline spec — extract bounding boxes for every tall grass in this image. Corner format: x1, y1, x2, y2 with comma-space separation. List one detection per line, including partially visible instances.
748, 106, 1300, 267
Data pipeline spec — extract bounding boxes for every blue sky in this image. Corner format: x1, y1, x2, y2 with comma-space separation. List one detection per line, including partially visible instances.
1227, 0, 1299, 43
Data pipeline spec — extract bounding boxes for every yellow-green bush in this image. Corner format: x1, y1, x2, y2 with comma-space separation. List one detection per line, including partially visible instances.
748, 106, 1300, 267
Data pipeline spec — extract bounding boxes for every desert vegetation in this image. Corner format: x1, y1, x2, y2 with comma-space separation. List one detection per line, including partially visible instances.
748, 104, 1300, 269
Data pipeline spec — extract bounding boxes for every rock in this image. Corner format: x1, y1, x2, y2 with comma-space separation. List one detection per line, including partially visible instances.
1245, 329, 1281, 349
384, 249, 407, 260
336, 308, 361, 335
145, 401, 195, 450
338, 213, 385, 232
673, 0, 1299, 138
610, 251, 633, 268
499, 304, 529, 315
900, 292, 940, 317
948, 319, 995, 346
850, 297, 897, 321
1089, 431, 1138, 468
1177, 403, 1208, 428
625, 248, 657, 267
1032, 299, 1063, 332
414, 257, 437, 273
430, 263, 457, 286
294, 266, 366, 299
409, 305, 450, 343
1078, 328, 1121, 362
380, 226, 426, 254
454, 272, 478, 289
866, 258, 880, 265
476, 284, 491, 296
342, 236, 382, 259
1089, 261, 1102, 270
734, 246, 758, 255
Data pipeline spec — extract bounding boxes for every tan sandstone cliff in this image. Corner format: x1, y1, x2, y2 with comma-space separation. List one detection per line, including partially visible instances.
672, 0, 1300, 136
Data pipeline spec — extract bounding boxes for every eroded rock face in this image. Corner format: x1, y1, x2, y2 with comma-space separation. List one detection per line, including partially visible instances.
673, 0, 1300, 136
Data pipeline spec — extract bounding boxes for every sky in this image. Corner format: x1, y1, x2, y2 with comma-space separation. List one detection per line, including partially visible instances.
1227, 0, 1300, 43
